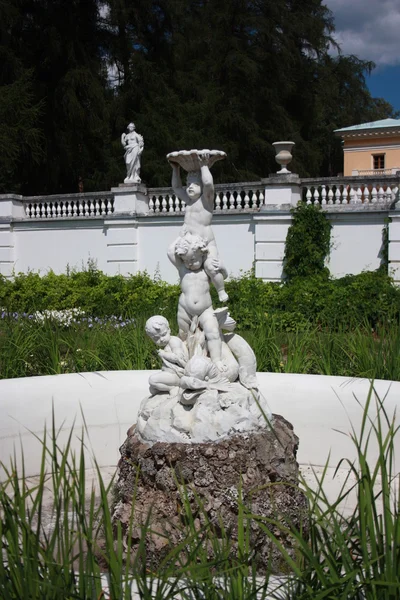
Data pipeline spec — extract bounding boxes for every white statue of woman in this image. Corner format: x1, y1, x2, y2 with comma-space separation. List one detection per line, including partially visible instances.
121, 122, 144, 184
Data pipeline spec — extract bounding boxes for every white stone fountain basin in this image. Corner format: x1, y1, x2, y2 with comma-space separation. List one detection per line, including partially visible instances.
2, 372, 396, 595
1, 371, 398, 489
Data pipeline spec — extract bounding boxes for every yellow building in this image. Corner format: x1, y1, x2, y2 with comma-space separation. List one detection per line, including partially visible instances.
335, 118, 400, 177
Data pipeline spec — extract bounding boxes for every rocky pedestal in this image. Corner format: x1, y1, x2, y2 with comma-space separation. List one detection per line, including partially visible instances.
112, 414, 308, 574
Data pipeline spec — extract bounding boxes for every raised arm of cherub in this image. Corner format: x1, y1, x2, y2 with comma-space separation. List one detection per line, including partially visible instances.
170, 162, 189, 202
198, 152, 214, 207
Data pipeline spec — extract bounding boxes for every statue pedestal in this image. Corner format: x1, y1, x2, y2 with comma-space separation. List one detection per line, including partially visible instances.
112, 415, 307, 574
261, 173, 301, 208
111, 183, 149, 215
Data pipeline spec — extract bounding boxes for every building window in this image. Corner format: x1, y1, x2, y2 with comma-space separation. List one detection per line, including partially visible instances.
372, 154, 385, 169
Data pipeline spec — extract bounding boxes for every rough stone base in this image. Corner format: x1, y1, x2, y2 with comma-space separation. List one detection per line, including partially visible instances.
112, 415, 308, 574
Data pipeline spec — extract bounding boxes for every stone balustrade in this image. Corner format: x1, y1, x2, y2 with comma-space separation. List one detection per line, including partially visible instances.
20, 183, 265, 220
147, 182, 264, 214
2, 171, 400, 284
214, 182, 264, 211
352, 168, 400, 176
23, 192, 114, 219
301, 175, 400, 207
13, 174, 400, 220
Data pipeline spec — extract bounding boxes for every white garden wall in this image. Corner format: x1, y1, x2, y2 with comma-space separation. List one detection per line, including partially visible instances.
1, 172, 399, 282
15, 220, 108, 274
327, 210, 387, 276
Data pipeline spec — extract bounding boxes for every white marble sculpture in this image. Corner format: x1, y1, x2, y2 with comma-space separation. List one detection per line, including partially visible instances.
169, 150, 229, 303
135, 150, 271, 444
121, 122, 144, 184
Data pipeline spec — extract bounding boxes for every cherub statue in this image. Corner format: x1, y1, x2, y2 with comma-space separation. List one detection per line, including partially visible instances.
145, 315, 188, 395
169, 152, 229, 302
121, 122, 144, 184
167, 232, 226, 370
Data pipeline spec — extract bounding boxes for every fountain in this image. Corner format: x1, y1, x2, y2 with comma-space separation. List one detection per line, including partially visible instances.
112, 149, 307, 572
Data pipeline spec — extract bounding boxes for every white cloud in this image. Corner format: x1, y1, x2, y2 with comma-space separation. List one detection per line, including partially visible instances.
325, 0, 400, 68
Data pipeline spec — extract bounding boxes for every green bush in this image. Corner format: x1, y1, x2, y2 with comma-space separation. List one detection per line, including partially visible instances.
0, 265, 180, 321
2, 267, 400, 381
1, 266, 399, 332
283, 202, 332, 281
265, 270, 400, 330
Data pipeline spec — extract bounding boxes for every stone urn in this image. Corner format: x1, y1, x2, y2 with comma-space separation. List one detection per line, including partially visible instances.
272, 141, 295, 174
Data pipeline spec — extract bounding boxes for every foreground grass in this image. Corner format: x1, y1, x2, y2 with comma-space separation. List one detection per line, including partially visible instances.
0, 387, 399, 599
1, 314, 400, 381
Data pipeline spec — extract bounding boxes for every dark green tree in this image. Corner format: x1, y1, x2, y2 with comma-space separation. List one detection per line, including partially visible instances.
295, 53, 399, 177
104, 0, 396, 185
5, 0, 113, 194
1, 0, 397, 192
0, 1, 43, 192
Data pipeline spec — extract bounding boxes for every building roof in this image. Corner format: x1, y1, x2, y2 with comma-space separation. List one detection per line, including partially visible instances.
335, 118, 400, 135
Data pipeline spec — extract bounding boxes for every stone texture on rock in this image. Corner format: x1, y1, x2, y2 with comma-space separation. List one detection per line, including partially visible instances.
136, 386, 272, 445
112, 415, 308, 573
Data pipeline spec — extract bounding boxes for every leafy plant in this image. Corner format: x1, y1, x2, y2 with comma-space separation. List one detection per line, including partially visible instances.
283, 202, 332, 281
257, 385, 400, 599
2, 265, 399, 332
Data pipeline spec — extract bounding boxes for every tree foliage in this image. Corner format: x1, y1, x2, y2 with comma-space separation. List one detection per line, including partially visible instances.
1, 0, 398, 193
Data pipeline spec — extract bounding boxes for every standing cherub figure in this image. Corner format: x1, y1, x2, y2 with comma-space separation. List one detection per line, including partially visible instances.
169, 152, 229, 302
167, 232, 226, 370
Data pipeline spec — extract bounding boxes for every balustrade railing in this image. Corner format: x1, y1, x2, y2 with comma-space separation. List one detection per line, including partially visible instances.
147, 182, 264, 214
352, 168, 400, 176
24, 192, 114, 219
301, 176, 400, 207
18, 174, 400, 220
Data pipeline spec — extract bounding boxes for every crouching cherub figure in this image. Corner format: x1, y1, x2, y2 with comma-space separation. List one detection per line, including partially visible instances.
145, 315, 188, 395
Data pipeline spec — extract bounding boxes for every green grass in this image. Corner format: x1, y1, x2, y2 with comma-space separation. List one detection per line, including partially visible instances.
254, 387, 400, 599
1, 386, 399, 598
2, 315, 400, 381
242, 320, 400, 381
2, 266, 400, 381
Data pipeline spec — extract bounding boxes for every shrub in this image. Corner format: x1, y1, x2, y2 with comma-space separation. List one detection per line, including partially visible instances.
0, 265, 179, 321
283, 202, 332, 281
1, 265, 399, 333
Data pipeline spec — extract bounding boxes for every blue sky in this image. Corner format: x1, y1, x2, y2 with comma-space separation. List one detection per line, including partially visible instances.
325, 0, 400, 115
